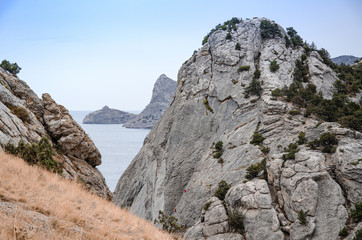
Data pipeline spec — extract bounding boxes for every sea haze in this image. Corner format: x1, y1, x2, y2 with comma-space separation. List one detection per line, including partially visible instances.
70, 111, 150, 192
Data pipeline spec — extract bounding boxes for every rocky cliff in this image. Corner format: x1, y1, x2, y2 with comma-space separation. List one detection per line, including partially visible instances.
83, 105, 136, 124
0, 68, 112, 200
114, 18, 362, 239
123, 74, 176, 129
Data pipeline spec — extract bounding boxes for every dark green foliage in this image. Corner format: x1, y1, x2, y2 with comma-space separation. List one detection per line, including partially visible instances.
215, 141, 223, 151
218, 158, 224, 165
226, 32, 232, 40
307, 132, 338, 153
203, 97, 214, 113
202, 202, 211, 211
285, 35, 291, 48
270, 60, 279, 72
214, 152, 222, 159
237, 65, 250, 73
271, 88, 282, 97
245, 159, 266, 180
297, 132, 307, 145
254, 68, 261, 79
214, 180, 230, 200
282, 143, 299, 160
351, 202, 362, 222
261, 146, 270, 154
318, 48, 337, 69
286, 27, 304, 47
154, 210, 185, 233
245, 78, 262, 98
294, 58, 309, 82
0, 59, 21, 75
260, 20, 282, 39
250, 131, 265, 145
4, 137, 62, 173
288, 110, 300, 116
228, 210, 244, 234
235, 43, 241, 50
353, 228, 362, 240
339, 227, 348, 237
202, 17, 242, 45
297, 209, 307, 225
5, 104, 30, 123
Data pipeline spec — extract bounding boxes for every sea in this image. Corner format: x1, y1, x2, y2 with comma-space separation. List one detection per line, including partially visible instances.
69, 111, 150, 192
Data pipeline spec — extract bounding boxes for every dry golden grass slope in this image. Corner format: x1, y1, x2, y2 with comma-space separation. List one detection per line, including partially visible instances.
0, 151, 174, 240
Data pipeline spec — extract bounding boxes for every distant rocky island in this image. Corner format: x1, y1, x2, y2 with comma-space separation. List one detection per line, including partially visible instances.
83, 74, 176, 128
124, 74, 176, 129
83, 106, 136, 124
332, 55, 360, 65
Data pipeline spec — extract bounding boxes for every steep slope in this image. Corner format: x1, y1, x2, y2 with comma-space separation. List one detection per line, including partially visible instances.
123, 74, 177, 129
0, 151, 174, 240
114, 18, 362, 240
0, 68, 112, 199
83, 105, 136, 124
332, 55, 360, 65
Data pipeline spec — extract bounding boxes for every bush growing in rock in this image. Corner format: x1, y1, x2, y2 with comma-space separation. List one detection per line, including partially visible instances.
237, 65, 250, 73
260, 20, 282, 39
0, 59, 21, 75
154, 210, 185, 233
250, 131, 265, 145
353, 228, 362, 240
245, 159, 266, 180
202, 17, 242, 45
228, 210, 244, 234
270, 60, 280, 72
297, 209, 307, 225
282, 143, 299, 160
226, 32, 232, 40
202, 202, 211, 211
203, 97, 214, 113
214, 180, 230, 200
351, 202, 362, 222
338, 227, 348, 237
235, 43, 241, 50
5, 104, 30, 123
297, 132, 307, 145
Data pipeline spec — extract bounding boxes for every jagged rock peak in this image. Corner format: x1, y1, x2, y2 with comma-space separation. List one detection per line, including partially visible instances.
83, 106, 136, 124
114, 17, 362, 240
123, 74, 176, 129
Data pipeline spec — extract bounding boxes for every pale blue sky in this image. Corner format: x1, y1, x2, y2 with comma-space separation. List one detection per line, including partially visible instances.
0, 0, 361, 110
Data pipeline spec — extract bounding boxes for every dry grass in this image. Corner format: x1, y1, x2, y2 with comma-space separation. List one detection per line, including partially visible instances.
0, 151, 174, 240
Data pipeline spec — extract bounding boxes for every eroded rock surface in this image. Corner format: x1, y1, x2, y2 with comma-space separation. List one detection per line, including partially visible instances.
114, 18, 362, 239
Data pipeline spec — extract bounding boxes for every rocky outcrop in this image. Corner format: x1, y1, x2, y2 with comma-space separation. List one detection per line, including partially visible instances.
114, 17, 362, 239
0, 68, 111, 200
123, 74, 176, 129
83, 106, 136, 124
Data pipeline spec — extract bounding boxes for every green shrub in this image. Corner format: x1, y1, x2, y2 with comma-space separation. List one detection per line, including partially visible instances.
294, 58, 309, 82
297, 209, 307, 225
202, 202, 211, 211
154, 210, 185, 233
260, 20, 282, 39
270, 60, 280, 72
245, 159, 266, 180
271, 88, 282, 97
214, 180, 231, 200
245, 78, 262, 98
286, 27, 304, 47
228, 210, 244, 234
319, 132, 338, 153
297, 132, 307, 145
288, 110, 300, 116
285, 35, 291, 48
235, 43, 241, 50
4, 137, 62, 173
261, 146, 270, 154
214, 151, 222, 159
215, 141, 223, 151
0, 59, 21, 75
203, 97, 214, 113
202, 17, 242, 45
250, 131, 265, 145
282, 143, 299, 160
351, 202, 362, 222
226, 32, 232, 40
237, 65, 250, 73
353, 228, 362, 240
218, 158, 224, 165
253, 68, 261, 79
339, 227, 348, 237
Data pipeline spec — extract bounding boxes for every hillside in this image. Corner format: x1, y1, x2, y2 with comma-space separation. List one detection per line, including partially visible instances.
83, 106, 136, 124
0, 151, 174, 240
123, 74, 177, 129
332, 55, 360, 65
114, 17, 362, 240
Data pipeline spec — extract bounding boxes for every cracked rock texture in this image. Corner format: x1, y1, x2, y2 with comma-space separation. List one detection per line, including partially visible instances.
0, 68, 111, 200
114, 18, 362, 239
123, 74, 176, 129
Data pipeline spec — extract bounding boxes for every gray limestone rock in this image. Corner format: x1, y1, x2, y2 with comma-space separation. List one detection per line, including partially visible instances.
0, 68, 111, 200
113, 18, 362, 239
123, 74, 176, 129
83, 106, 136, 124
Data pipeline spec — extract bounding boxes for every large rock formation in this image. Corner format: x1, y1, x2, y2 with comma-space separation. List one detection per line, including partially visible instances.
0, 68, 112, 200
332, 55, 360, 65
114, 18, 362, 239
123, 74, 176, 129
83, 105, 136, 124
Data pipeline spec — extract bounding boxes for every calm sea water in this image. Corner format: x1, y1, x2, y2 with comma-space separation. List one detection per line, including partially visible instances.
69, 111, 150, 192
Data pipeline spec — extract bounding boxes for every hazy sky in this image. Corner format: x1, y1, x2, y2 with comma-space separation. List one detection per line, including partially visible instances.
1, 0, 361, 111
